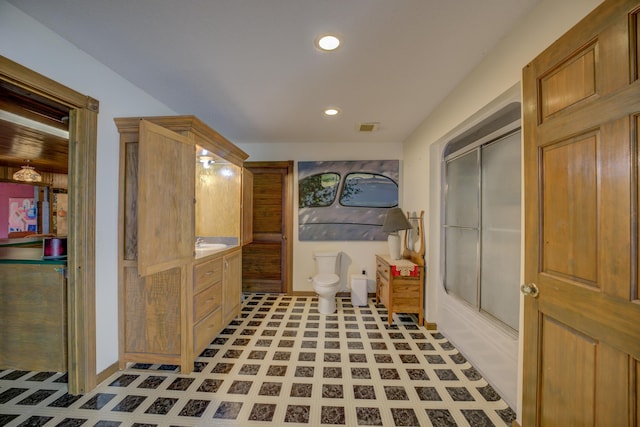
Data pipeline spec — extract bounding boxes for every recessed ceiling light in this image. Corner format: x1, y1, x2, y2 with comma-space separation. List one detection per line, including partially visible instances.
324, 107, 341, 116
315, 34, 341, 51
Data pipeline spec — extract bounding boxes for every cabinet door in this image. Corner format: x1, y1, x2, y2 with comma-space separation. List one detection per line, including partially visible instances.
138, 120, 195, 276
223, 249, 242, 324
0, 264, 66, 372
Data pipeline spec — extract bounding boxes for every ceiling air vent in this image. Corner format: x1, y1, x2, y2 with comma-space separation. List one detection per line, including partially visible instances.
358, 122, 379, 132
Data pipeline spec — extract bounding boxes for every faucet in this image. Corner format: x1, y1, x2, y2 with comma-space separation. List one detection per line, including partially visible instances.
195, 237, 204, 247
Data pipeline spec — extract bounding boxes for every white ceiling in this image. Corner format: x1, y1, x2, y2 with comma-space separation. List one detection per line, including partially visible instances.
8, 0, 538, 144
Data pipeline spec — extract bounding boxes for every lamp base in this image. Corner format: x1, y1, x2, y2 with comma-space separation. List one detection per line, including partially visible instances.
387, 232, 402, 260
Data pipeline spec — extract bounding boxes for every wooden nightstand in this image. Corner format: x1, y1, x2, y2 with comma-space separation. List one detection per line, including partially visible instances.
375, 210, 425, 325
375, 254, 424, 325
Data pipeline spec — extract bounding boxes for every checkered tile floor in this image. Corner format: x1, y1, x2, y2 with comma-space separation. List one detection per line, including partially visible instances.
0, 294, 516, 426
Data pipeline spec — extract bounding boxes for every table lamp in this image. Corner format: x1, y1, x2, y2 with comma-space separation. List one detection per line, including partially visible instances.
382, 207, 412, 260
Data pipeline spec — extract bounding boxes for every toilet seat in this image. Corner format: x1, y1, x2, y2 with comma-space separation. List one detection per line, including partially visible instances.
313, 273, 339, 286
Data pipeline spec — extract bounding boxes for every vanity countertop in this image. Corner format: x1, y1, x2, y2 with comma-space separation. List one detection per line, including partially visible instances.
0, 237, 43, 247
0, 246, 67, 264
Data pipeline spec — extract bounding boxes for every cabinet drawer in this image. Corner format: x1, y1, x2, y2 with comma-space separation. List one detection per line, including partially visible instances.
376, 261, 389, 280
392, 283, 420, 297
194, 257, 222, 293
393, 276, 420, 285
193, 307, 222, 354
393, 298, 420, 314
194, 282, 222, 322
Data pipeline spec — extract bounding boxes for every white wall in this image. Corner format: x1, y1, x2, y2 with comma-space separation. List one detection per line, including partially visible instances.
0, 0, 177, 373
402, 0, 602, 416
238, 141, 403, 294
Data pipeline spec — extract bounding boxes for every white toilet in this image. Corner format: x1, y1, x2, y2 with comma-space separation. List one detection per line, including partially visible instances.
312, 251, 341, 314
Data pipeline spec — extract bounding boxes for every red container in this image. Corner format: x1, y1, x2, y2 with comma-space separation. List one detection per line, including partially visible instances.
43, 237, 67, 259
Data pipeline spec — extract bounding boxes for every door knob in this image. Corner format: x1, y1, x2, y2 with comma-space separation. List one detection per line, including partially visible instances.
520, 282, 539, 298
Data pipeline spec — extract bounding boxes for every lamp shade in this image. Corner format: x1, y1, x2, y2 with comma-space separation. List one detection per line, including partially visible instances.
382, 207, 412, 232
383, 207, 412, 260
13, 162, 42, 182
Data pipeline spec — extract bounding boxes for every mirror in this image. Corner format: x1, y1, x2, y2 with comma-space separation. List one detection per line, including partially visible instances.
407, 211, 421, 253
195, 145, 242, 243
403, 210, 425, 265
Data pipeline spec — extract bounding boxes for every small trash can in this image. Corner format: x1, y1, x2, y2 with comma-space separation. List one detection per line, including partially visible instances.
350, 274, 368, 307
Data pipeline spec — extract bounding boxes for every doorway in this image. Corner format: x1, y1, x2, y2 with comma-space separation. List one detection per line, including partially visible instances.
242, 161, 293, 294
0, 55, 98, 394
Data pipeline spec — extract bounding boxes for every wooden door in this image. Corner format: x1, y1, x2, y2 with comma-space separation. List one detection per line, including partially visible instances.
522, 0, 640, 425
242, 161, 293, 293
137, 120, 194, 276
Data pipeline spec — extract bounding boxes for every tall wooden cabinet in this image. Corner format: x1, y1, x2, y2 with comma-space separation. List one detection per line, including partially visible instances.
115, 116, 250, 372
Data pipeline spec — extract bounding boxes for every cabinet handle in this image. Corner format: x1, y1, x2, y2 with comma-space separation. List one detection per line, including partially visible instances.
54, 267, 66, 276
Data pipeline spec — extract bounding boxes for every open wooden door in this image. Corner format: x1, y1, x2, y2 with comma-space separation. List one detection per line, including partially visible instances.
522, 0, 640, 424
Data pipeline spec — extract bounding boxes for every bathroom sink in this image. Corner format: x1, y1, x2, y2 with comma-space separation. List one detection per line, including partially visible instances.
195, 243, 227, 251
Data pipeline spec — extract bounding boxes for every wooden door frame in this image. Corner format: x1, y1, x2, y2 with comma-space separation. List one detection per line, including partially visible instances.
245, 160, 293, 294
0, 55, 98, 394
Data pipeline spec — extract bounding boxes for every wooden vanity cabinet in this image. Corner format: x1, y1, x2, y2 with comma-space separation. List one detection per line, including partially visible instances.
115, 115, 249, 372
375, 255, 423, 325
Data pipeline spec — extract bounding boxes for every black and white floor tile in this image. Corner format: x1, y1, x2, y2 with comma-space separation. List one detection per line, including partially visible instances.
0, 294, 516, 426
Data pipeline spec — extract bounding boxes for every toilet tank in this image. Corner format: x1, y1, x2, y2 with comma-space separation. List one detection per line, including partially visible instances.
314, 251, 340, 274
